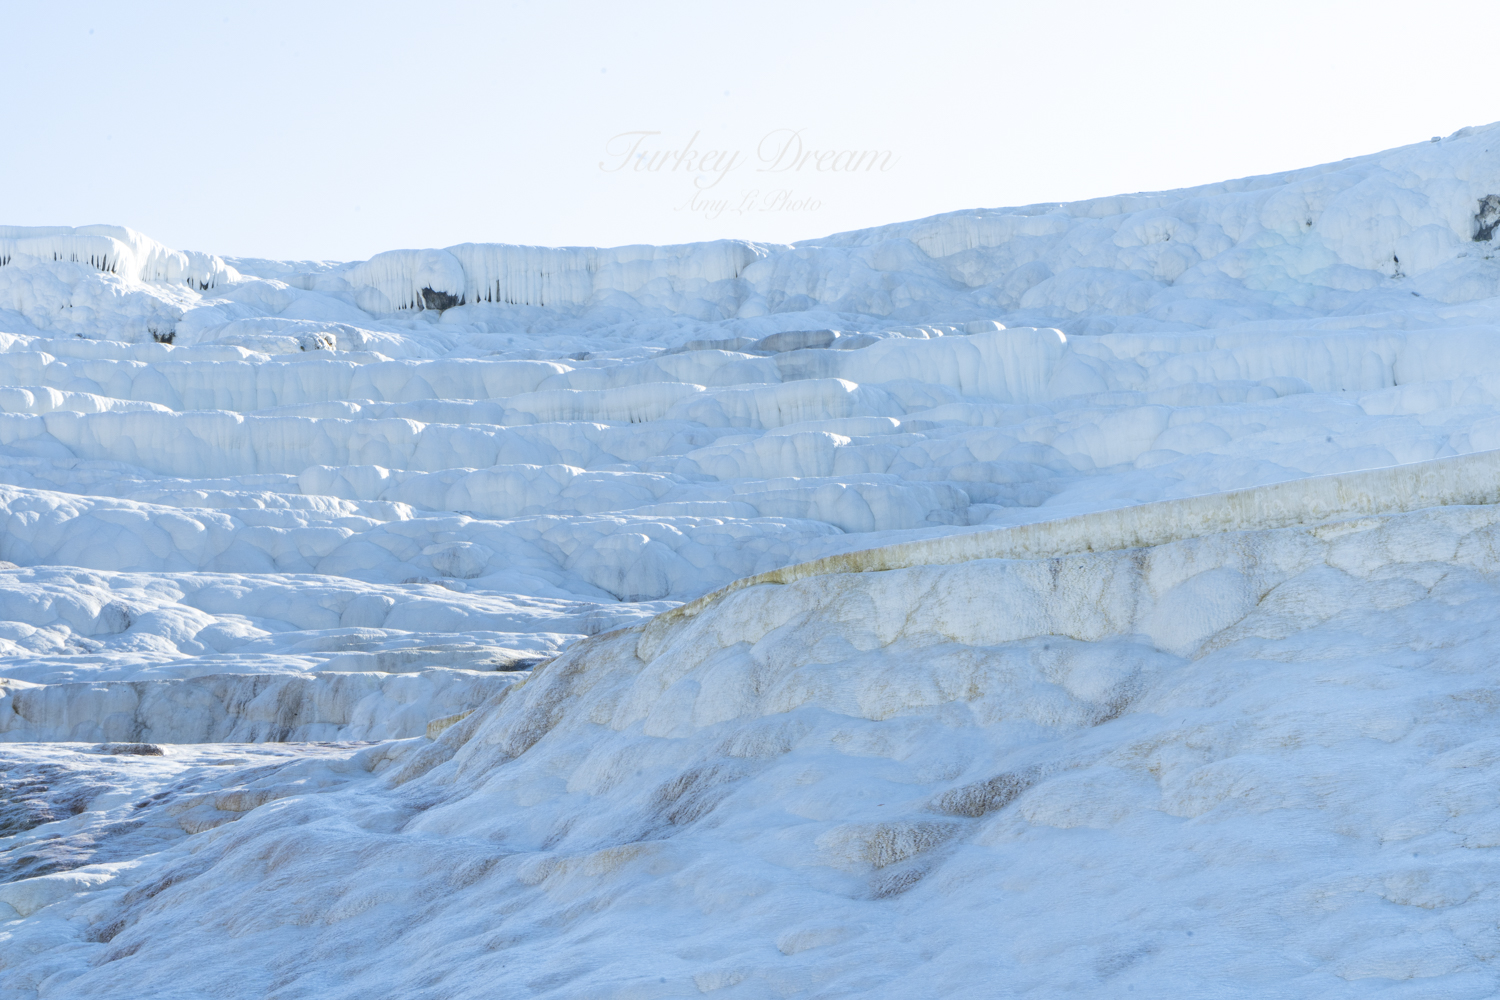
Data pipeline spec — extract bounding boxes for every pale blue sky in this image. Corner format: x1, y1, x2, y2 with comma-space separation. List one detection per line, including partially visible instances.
3, 0, 1496, 261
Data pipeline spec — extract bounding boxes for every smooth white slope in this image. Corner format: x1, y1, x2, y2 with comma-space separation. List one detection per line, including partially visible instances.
6, 485, 1500, 997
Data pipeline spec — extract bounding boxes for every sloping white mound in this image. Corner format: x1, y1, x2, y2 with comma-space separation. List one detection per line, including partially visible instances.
6, 467, 1500, 997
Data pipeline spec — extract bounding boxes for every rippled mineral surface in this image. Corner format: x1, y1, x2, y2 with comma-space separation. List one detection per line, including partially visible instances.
5, 125, 1500, 997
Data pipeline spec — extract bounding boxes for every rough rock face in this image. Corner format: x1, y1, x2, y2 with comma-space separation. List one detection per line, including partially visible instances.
5, 126, 1500, 997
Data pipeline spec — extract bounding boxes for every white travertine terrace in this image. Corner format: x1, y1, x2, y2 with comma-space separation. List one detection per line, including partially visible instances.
5, 124, 1500, 997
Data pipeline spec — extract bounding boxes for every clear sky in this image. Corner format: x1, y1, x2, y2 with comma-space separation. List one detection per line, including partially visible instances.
3, 0, 1497, 261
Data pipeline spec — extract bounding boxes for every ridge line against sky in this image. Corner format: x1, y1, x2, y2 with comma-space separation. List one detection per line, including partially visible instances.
4, 1, 1500, 261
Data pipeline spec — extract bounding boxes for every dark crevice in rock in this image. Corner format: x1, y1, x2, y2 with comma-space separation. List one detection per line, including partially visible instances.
420, 287, 463, 312
1475, 195, 1500, 242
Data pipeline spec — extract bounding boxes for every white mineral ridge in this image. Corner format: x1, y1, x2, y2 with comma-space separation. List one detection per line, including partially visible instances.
3, 125, 1500, 996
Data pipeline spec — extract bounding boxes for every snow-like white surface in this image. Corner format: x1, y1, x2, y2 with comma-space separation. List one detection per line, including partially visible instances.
4, 124, 1500, 995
